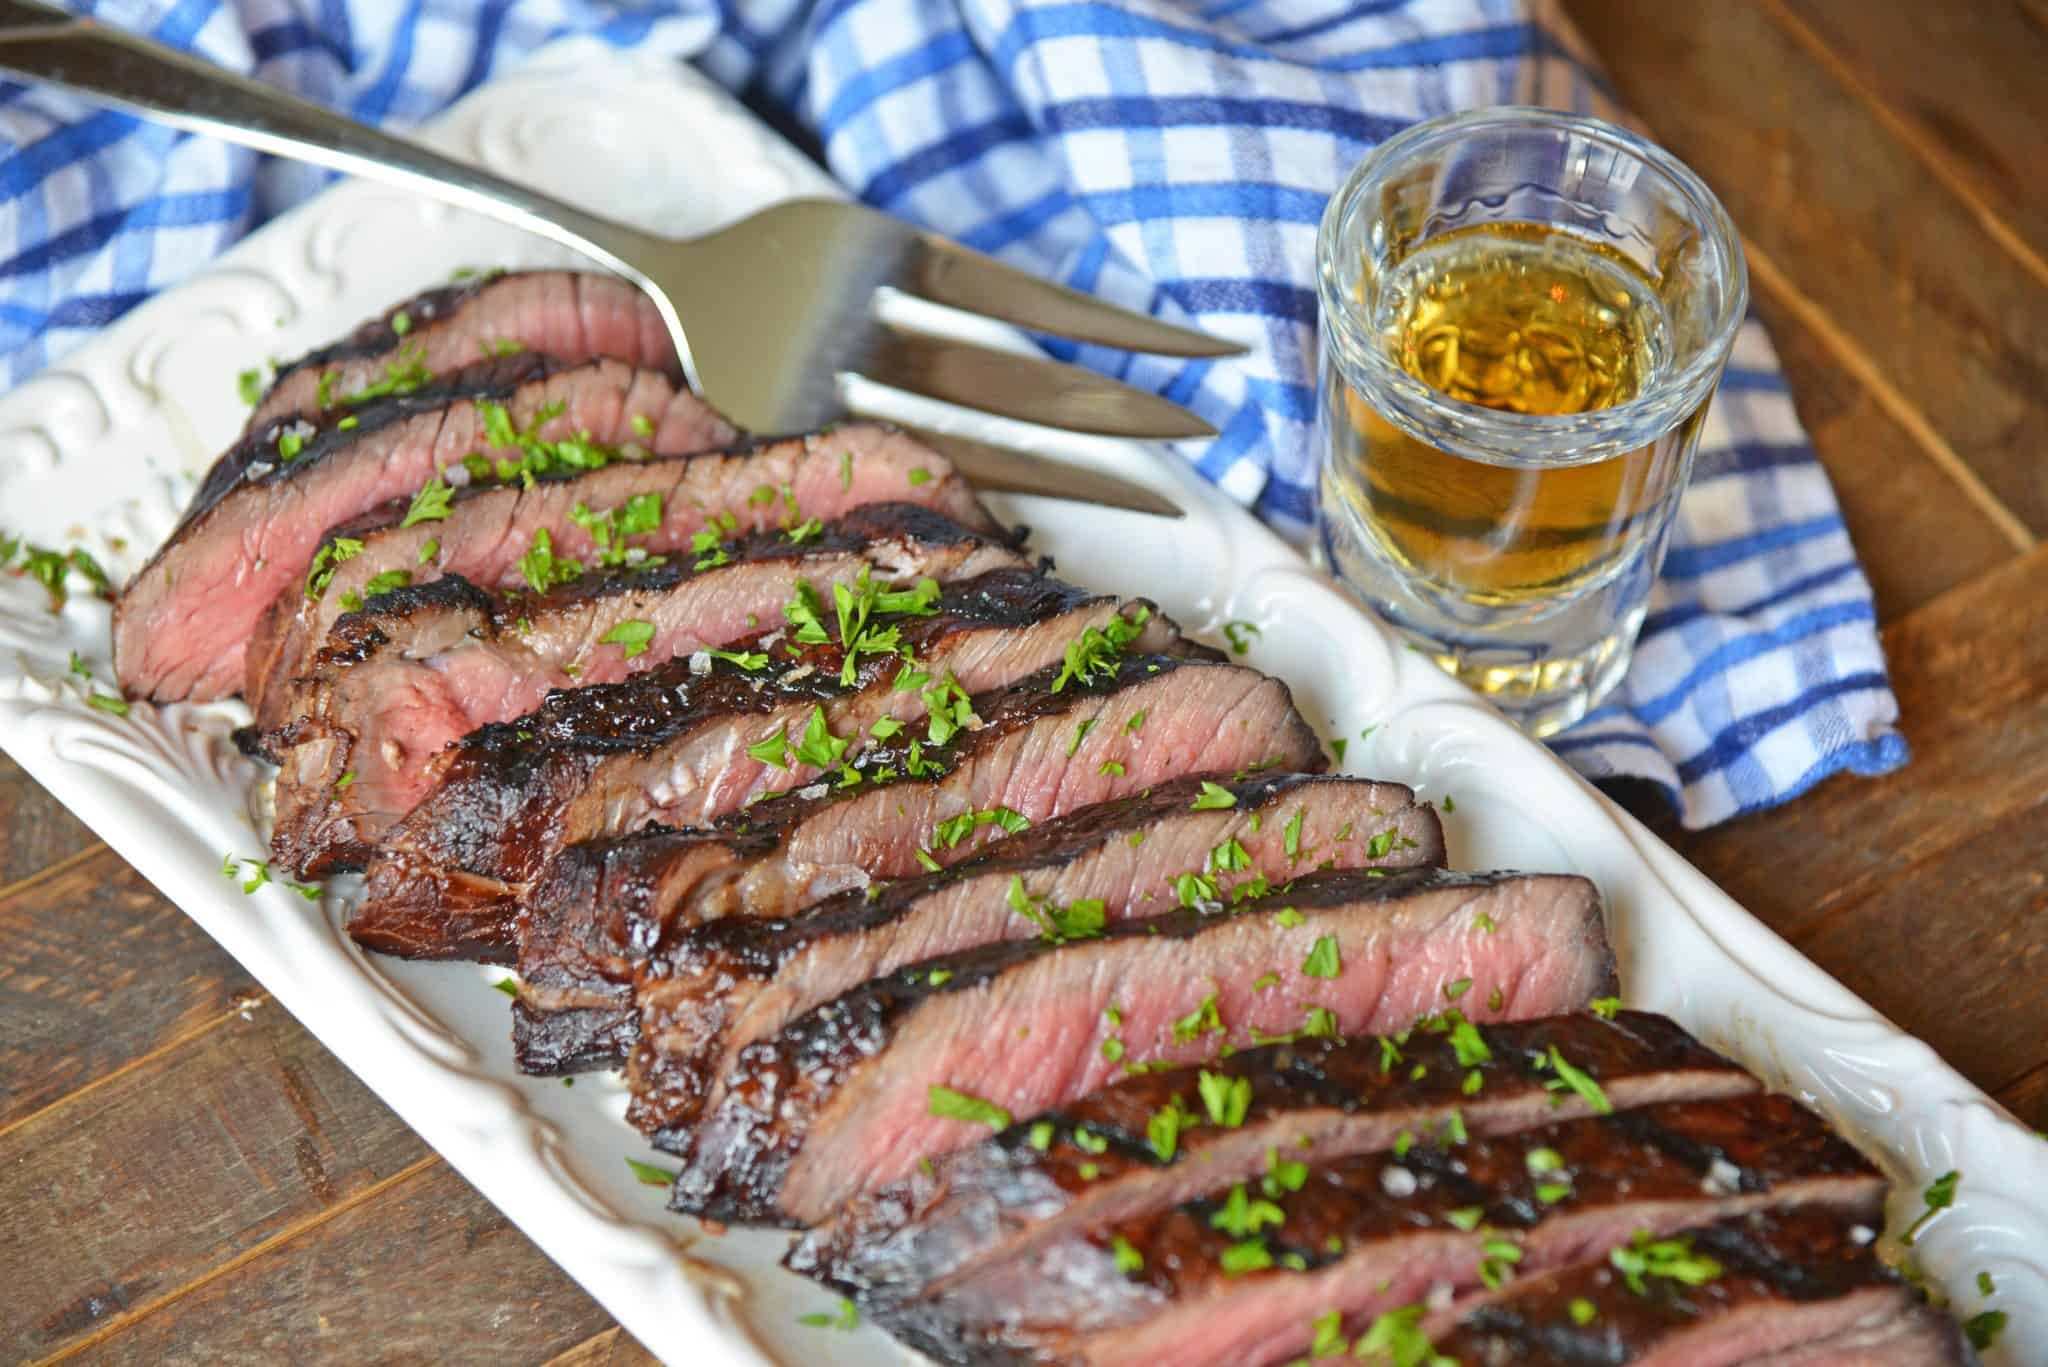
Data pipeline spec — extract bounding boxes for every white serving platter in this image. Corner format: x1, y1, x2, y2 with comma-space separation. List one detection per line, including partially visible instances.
0, 42, 2038, 1365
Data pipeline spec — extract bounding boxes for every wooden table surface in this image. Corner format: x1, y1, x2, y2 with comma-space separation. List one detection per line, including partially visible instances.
2, 5, 2043, 1363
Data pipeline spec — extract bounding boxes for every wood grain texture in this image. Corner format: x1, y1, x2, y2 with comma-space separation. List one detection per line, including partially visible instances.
545, 1327, 664, 1367
77, 1163, 617, 1366
1746, 279, 2014, 621
0, 1007, 429, 1362
0, 847, 258, 1131
1561, 0, 2048, 538
0, 752, 98, 889
1777, 0, 2048, 276
2000, 1061, 2048, 1133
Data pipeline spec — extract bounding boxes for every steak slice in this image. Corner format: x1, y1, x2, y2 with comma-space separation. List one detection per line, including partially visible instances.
893, 1093, 1887, 1367
788, 1012, 1759, 1307
613, 774, 1444, 1127
513, 624, 1274, 1077
266, 504, 1022, 879
246, 422, 995, 730
1430, 1204, 1967, 1366
671, 866, 1616, 1227
116, 354, 734, 701
352, 643, 1269, 963
247, 270, 677, 433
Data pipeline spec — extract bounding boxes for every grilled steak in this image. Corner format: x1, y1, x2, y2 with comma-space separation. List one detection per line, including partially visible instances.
610, 774, 1443, 1126
887, 1093, 1886, 1367
247, 270, 677, 433
116, 355, 734, 701
789, 1012, 1759, 1307
511, 617, 1275, 1076
266, 504, 1022, 879
245, 422, 994, 729
1430, 1203, 1967, 1366
670, 867, 1615, 1227
350, 647, 1277, 962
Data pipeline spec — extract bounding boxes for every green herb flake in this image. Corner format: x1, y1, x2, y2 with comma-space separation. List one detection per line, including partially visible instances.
1589, 995, 1622, 1019
797, 1299, 860, 1332
1444, 1205, 1483, 1232
1191, 781, 1238, 810
1218, 1239, 1271, 1276
1174, 993, 1225, 1044
87, 692, 130, 717
625, 1156, 678, 1186
1546, 1045, 1613, 1115
1197, 1070, 1251, 1127
907, 465, 932, 486
1609, 1229, 1723, 1296
1067, 717, 1096, 756
1301, 934, 1342, 980
1027, 1120, 1056, 1151
1902, 1170, 1959, 1246
1568, 1297, 1597, 1326
1209, 1183, 1285, 1239
1221, 620, 1260, 655
1354, 1305, 1454, 1367
1274, 906, 1304, 928
1147, 1097, 1191, 1161
630, 413, 655, 438
1442, 978, 1471, 1001
1111, 1235, 1144, 1275
928, 1084, 1012, 1131
491, 976, 519, 998
1965, 1310, 2007, 1351
1330, 737, 1348, 765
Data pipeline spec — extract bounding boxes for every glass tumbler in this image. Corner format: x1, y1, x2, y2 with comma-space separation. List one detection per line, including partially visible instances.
1315, 107, 1747, 737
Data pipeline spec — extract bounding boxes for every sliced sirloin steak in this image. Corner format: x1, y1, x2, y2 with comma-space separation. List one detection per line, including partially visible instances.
669, 866, 1616, 1227
116, 354, 734, 701
350, 651, 1277, 963
246, 421, 993, 730
787, 1012, 1758, 1307
893, 1092, 1887, 1367
609, 773, 1444, 1126
266, 504, 1022, 879
1430, 1203, 1968, 1366
511, 611, 1266, 1075
247, 270, 677, 433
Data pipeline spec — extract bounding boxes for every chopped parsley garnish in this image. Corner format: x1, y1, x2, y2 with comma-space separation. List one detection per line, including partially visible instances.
630, 413, 655, 438
706, 647, 770, 672
1308, 1309, 1348, 1358
491, 977, 519, 998
1097, 759, 1126, 777
1526, 1147, 1564, 1175
1902, 1170, 1959, 1245
1209, 1183, 1284, 1238
1175, 994, 1225, 1044
1067, 718, 1096, 756
1965, 1309, 2007, 1351
1355, 1305, 1454, 1367
928, 1084, 1011, 1130
926, 969, 953, 987
1218, 1239, 1271, 1275
237, 366, 266, 405
1445, 1206, 1484, 1232
1589, 995, 1622, 1019
1609, 1229, 1723, 1295
791, 705, 851, 770
361, 569, 411, 600
1543, 1045, 1613, 1114
600, 619, 657, 659
1442, 978, 1471, 1001
1191, 781, 1237, 810
1124, 708, 1146, 733
1301, 935, 1341, 980
1478, 1235, 1523, 1288
417, 538, 440, 564
1027, 1120, 1056, 1151
1273, 907, 1305, 928
1006, 875, 1105, 942
389, 309, 413, 336
797, 1298, 860, 1331
1263, 1146, 1308, 1195
1197, 1069, 1250, 1126
746, 722, 790, 768
1050, 606, 1151, 692
1171, 870, 1219, 909
1147, 1096, 1193, 1161
1110, 1235, 1143, 1275
518, 527, 582, 593
303, 537, 364, 599
1221, 620, 1259, 654
907, 465, 932, 486
342, 344, 432, 404
87, 692, 130, 717
1569, 1298, 1597, 1326
1330, 737, 1348, 764
1208, 838, 1251, 874
1300, 1006, 1340, 1039
625, 1156, 678, 1186
932, 806, 1030, 850
1283, 806, 1305, 860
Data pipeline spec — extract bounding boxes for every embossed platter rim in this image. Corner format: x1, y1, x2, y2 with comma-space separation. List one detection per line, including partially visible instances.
0, 40, 2039, 1364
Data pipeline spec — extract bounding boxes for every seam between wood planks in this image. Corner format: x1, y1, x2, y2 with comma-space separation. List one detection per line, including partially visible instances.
0, 992, 271, 1146
1996, 1056, 2048, 1116
0, 841, 110, 910
1761, 0, 2048, 294
28, 1152, 443, 1366
1743, 237, 2038, 554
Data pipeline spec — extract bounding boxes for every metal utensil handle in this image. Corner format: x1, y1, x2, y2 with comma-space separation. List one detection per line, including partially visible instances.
0, 0, 654, 277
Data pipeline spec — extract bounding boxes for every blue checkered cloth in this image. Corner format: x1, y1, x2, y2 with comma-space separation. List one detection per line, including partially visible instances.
0, 0, 1906, 827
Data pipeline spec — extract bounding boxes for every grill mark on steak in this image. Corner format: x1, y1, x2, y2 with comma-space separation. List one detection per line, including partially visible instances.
1430, 1203, 1967, 1366
512, 600, 1249, 1075
265, 504, 1022, 879
247, 270, 679, 433
898, 1093, 1887, 1367
245, 422, 997, 729
787, 1012, 1758, 1308
350, 643, 1253, 963
671, 866, 1616, 1227
610, 774, 1443, 1130
116, 356, 734, 702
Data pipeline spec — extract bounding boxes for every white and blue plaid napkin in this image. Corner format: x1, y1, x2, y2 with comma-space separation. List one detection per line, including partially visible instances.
0, 0, 1906, 827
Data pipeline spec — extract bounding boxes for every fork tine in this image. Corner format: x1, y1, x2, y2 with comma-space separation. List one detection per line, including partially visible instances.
902, 231, 1246, 358
857, 326, 1217, 440
889, 423, 1187, 519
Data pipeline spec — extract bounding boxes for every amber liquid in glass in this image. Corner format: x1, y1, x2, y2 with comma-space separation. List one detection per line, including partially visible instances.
1327, 223, 1696, 612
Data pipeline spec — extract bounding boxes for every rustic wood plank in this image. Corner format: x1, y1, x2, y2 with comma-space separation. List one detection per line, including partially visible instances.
1999, 1061, 2048, 1133
0, 752, 98, 890
545, 1326, 663, 1367
1665, 544, 2048, 941
77, 1163, 616, 1366
1746, 281, 2013, 621
1560, 0, 2048, 538
0, 847, 258, 1131
1791, 799, 2047, 1099
0, 1007, 428, 1362
1775, 0, 2048, 275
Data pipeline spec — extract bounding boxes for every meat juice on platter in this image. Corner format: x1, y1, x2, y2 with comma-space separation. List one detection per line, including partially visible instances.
92, 269, 1984, 1364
